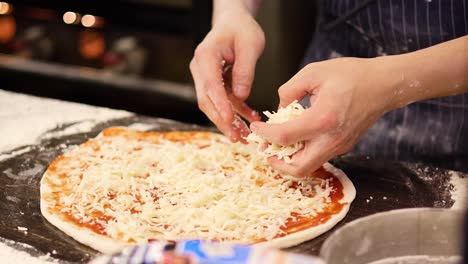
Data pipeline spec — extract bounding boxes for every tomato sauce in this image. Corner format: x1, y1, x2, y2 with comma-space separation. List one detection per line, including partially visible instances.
48, 202, 113, 236
275, 167, 345, 238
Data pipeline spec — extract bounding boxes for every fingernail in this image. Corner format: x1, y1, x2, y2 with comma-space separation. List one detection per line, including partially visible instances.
251, 110, 260, 120
230, 130, 239, 142
233, 86, 242, 97
250, 123, 258, 133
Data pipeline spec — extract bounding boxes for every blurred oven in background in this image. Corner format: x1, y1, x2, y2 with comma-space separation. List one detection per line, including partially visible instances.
0, 0, 211, 124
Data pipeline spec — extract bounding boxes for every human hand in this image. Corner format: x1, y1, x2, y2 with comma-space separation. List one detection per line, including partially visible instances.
250, 57, 394, 177
190, 3, 264, 142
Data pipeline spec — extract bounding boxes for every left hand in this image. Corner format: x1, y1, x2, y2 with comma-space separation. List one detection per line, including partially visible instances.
250, 57, 394, 177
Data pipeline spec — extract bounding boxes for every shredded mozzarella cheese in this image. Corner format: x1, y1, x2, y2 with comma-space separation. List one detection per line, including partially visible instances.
246, 100, 305, 163
46, 130, 333, 244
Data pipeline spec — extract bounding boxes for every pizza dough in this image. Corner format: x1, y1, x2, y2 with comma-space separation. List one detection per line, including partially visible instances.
40, 127, 355, 253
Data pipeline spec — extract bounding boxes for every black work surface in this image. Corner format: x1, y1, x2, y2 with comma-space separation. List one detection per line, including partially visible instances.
0, 116, 461, 263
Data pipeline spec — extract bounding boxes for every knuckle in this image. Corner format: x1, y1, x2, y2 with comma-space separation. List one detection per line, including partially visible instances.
197, 102, 205, 112
277, 85, 289, 99
250, 24, 265, 42
197, 99, 208, 112
318, 112, 339, 131
194, 45, 208, 58
189, 59, 196, 72
275, 131, 290, 145
255, 31, 266, 51
303, 63, 316, 73
239, 29, 265, 54
292, 166, 308, 178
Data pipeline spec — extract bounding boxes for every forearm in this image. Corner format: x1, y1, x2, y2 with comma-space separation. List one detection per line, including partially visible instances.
213, 0, 262, 24
377, 36, 468, 110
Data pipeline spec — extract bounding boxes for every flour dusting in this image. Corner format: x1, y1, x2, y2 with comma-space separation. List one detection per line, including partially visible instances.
127, 122, 161, 131
3, 163, 45, 181
449, 171, 467, 210
0, 238, 59, 264
0, 146, 32, 161
368, 255, 461, 264
0, 90, 132, 155
41, 120, 99, 140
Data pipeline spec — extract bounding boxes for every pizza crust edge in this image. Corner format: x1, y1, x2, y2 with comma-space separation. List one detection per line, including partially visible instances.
40, 176, 130, 254
253, 162, 356, 249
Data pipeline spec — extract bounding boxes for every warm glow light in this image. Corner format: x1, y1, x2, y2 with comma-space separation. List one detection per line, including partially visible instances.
0, 2, 12, 15
79, 29, 105, 59
63, 11, 78, 24
81, 14, 96, 28
0, 16, 15, 43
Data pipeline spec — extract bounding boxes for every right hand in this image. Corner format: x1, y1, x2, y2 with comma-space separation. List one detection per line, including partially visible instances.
189, 5, 265, 142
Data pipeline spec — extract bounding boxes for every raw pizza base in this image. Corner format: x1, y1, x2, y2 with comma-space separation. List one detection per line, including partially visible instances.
255, 162, 355, 249
40, 130, 355, 254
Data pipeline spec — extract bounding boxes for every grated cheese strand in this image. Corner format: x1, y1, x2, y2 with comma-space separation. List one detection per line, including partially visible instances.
246, 100, 305, 163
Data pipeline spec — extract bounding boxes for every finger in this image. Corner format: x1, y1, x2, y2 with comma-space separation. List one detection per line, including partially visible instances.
232, 40, 261, 100
267, 140, 330, 178
200, 94, 233, 138
266, 156, 312, 178
293, 140, 334, 177
249, 109, 322, 145
231, 115, 251, 143
228, 94, 261, 123
223, 64, 260, 123
190, 60, 234, 138
194, 49, 235, 124
277, 66, 320, 108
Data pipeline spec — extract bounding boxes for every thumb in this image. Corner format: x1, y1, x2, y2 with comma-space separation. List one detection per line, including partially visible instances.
249, 109, 320, 145
232, 43, 261, 100
278, 66, 319, 108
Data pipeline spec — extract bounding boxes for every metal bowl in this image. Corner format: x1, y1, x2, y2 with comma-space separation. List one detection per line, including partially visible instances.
319, 208, 465, 264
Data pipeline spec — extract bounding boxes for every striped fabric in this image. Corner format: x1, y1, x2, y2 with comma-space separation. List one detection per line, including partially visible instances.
302, 0, 468, 172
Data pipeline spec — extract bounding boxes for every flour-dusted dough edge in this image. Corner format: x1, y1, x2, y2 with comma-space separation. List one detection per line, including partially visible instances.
254, 162, 356, 249
40, 173, 129, 254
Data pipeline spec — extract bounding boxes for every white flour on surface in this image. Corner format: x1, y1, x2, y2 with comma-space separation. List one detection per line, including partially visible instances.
449, 171, 468, 210
0, 90, 132, 261
367, 255, 462, 264
0, 238, 59, 264
0, 146, 32, 161
41, 120, 101, 140
0, 90, 132, 155
127, 122, 161, 131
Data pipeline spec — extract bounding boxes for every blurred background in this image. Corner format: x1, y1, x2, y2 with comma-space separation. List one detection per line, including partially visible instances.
0, 0, 316, 125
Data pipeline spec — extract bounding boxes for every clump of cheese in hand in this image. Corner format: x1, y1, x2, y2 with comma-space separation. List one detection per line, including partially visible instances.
246, 100, 305, 163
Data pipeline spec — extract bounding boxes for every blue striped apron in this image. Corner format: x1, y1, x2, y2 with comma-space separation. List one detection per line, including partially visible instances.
302, 0, 468, 172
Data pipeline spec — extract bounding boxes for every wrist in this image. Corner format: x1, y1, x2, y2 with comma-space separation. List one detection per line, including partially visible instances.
369, 55, 419, 112
213, 0, 252, 25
